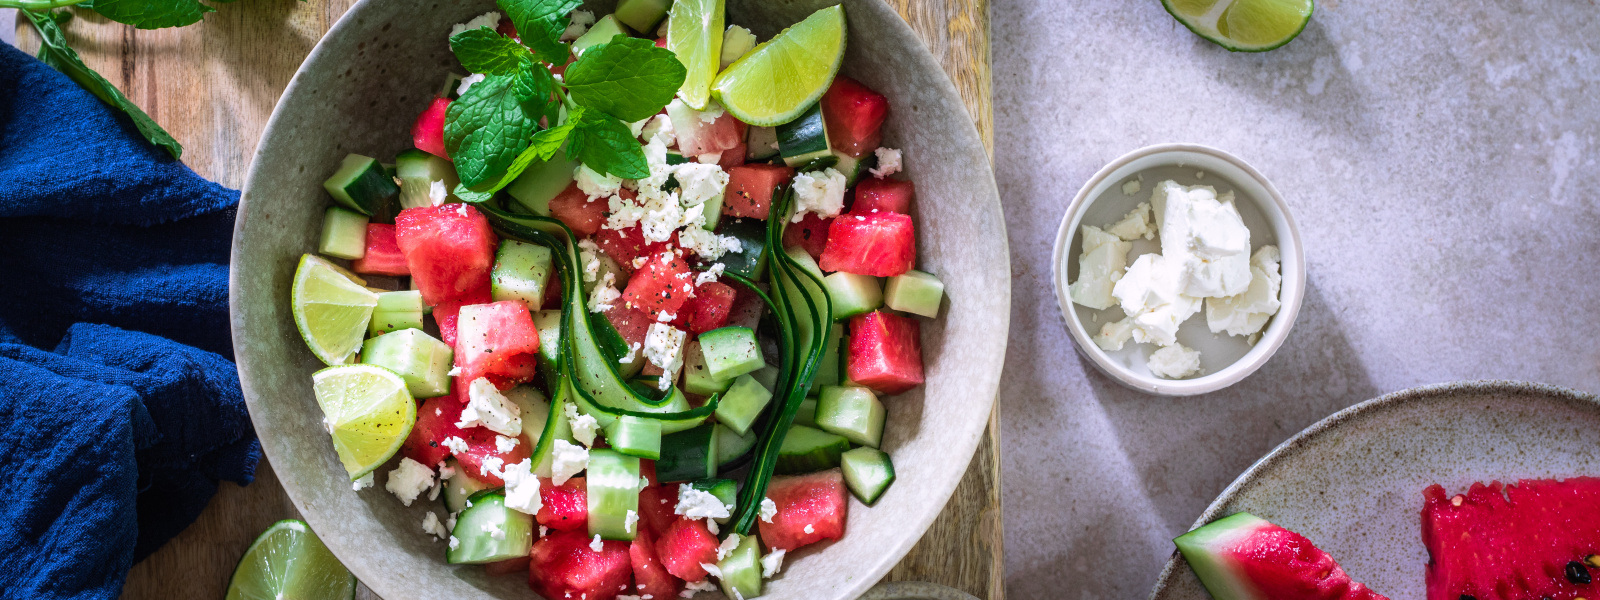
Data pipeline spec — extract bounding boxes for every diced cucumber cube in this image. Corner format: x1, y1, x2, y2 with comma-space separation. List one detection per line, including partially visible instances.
614, 0, 669, 33
444, 457, 491, 513
376, 289, 424, 312
815, 385, 886, 448
824, 272, 883, 320
746, 126, 779, 160
697, 191, 725, 231
586, 449, 642, 540
714, 423, 758, 466
716, 533, 763, 600
793, 397, 818, 427
318, 207, 369, 260
689, 478, 738, 522
605, 415, 662, 460
491, 240, 554, 310
776, 103, 832, 168
395, 148, 459, 209
885, 270, 945, 318
657, 422, 718, 483
666, 150, 689, 165
683, 341, 734, 396
572, 14, 629, 56
506, 386, 550, 446
506, 152, 581, 216
532, 310, 562, 366
750, 362, 779, 392
784, 246, 824, 281
323, 153, 398, 216
833, 149, 878, 186
698, 326, 764, 381
369, 290, 425, 336
361, 329, 453, 398
713, 218, 768, 280
840, 447, 896, 504
713, 374, 773, 436
448, 493, 534, 564
775, 424, 849, 474
808, 323, 844, 393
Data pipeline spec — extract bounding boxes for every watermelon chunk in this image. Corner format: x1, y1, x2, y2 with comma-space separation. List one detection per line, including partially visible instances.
655, 517, 721, 581
718, 138, 748, 170
621, 250, 696, 321
630, 525, 684, 598
821, 77, 889, 159
597, 224, 669, 277
537, 476, 589, 531
847, 311, 925, 395
783, 212, 833, 261
401, 396, 460, 467
638, 484, 679, 537
1176, 513, 1390, 600
853, 178, 915, 215
1422, 478, 1600, 600
394, 204, 497, 306
412, 97, 450, 160
454, 301, 540, 388
495, 16, 517, 39
678, 281, 736, 334
350, 223, 410, 276
432, 296, 489, 348
674, 107, 744, 158
601, 305, 655, 360
817, 211, 915, 277
444, 410, 532, 488
527, 528, 633, 600
759, 469, 849, 552
723, 164, 794, 220
548, 183, 611, 237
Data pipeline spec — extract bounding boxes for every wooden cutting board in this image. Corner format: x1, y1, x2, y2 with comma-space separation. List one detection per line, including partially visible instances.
12, 1, 1001, 597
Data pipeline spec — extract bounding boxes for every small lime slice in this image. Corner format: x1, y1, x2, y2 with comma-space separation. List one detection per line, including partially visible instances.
711, 5, 846, 127
1162, 0, 1312, 52
313, 364, 416, 479
225, 520, 356, 600
292, 254, 379, 366
666, 0, 725, 110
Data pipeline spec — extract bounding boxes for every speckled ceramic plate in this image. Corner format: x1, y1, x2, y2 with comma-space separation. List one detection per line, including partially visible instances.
1149, 381, 1600, 600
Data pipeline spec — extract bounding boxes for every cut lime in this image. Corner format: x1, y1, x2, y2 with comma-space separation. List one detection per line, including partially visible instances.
225, 520, 356, 600
1162, 0, 1312, 52
665, 0, 724, 110
312, 364, 416, 479
292, 254, 379, 366
711, 5, 846, 127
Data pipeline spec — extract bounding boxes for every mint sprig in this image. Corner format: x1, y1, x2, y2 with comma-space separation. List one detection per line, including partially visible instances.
497, 0, 583, 64
563, 36, 687, 122
449, 27, 533, 76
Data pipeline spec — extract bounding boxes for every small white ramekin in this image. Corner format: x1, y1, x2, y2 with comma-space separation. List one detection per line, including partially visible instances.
1051, 143, 1306, 396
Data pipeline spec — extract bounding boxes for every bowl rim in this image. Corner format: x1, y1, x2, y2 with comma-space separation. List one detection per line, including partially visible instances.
1050, 143, 1306, 396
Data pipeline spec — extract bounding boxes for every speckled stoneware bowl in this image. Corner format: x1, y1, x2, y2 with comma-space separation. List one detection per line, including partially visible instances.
230, 1, 1009, 599
1149, 381, 1600, 600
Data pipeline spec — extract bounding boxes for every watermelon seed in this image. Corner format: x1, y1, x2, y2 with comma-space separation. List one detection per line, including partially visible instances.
1459, 596, 1476, 600
1568, 561, 1593, 585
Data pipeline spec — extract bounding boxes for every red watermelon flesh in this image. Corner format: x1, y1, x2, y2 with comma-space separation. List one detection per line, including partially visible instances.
655, 517, 720, 582
817, 211, 915, 277
454, 301, 540, 389
723, 284, 766, 331
602, 305, 655, 358
494, 16, 517, 39
597, 224, 669, 277
548, 182, 610, 237
537, 476, 589, 531
723, 164, 794, 220
759, 469, 849, 552
676, 281, 736, 334
432, 295, 490, 348
639, 484, 679, 537
527, 528, 633, 600
629, 525, 684, 598
401, 396, 460, 467
621, 250, 696, 321
394, 204, 496, 307
674, 107, 744, 158
718, 138, 748, 170
853, 178, 915, 214
449, 420, 532, 488
821, 76, 889, 159
1423, 478, 1600, 600
847, 311, 924, 395
783, 212, 833, 261
1175, 512, 1389, 600
350, 223, 410, 276
412, 97, 450, 160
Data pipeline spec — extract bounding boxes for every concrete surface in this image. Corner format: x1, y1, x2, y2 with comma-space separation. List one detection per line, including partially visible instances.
990, 1, 1600, 598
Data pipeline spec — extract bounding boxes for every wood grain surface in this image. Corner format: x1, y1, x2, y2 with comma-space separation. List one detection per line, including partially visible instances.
12, 1, 1001, 597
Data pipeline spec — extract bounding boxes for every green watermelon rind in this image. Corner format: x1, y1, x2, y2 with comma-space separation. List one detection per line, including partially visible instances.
1174, 512, 1270, 600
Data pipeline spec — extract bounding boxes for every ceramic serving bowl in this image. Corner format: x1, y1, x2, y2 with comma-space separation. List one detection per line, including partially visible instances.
230, 1, 1010, 599
1051, 144, 1305, 396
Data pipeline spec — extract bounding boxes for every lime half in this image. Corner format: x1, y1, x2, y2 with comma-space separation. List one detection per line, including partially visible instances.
225, 520, 356, 600
666, 0, 725, 110
711, 5, 846, 126
1162, 0, 1312, 52
292, 254, 379, 366
313, 364, 416, 479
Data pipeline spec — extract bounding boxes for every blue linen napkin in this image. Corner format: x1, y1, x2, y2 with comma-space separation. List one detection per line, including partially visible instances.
0, 42, 260, 599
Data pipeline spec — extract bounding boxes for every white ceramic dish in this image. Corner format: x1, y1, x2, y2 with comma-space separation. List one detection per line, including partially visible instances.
1051, 143, 1305, 396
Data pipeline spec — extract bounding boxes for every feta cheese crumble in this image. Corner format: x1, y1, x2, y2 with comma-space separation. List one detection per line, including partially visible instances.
440, 436, 469, 455
456, 73, 486, 97
1205, 245, 1282, 336
1148, 343, 1203, 379
791, 168, 848, 222
1106, 202, 1155, 241
674, 162, 730, 207
803, 524, 814, 534
422, 512, 449, 539
458, 378, 522, 436
641, 114, 676, 146
428, 180, 449, 206
625, 509, 639, 534
494, 435, 519, 454
1067, 225, 1131, 310
449, 11, 502, 42
1094, 316, 1136, 352
449, 535, 460, 550
696, 263, 725, 286
869, 147, 903, 178
550, 439, 589, 485
716, 533, 742, 560
682, 579, 718, 597
590, 534, 605, 552
1122, 179, 1142, 195
564, 402, 600, 447
700, 563, 724, 579
502, 458, 543, 514
560, 9, 594, 41
479, 456, 504, 478
385, 458, 435, 506
761, 548, 787, 577
1111, 254, 1201, 347
675, 484, 732, 521
352, 472, 375, 491
575, 164, 623, 200
643, 324, 687, 389
759, 497, 777, 523
1151, 180, 1252, 298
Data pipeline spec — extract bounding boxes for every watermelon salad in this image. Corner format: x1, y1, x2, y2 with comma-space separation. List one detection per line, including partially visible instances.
292, 2, 945, 598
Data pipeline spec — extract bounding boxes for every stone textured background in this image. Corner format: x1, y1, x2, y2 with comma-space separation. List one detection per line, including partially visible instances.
990, 1, 1600, 598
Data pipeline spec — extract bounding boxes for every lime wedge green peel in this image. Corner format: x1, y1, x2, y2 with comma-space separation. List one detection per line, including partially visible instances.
313, 364, 416, 479
712, 5, 846, 126
292, 254, 379, 366
1161, 0, 1312, 52
226, 520, 356, 600
666, 0, 725, 110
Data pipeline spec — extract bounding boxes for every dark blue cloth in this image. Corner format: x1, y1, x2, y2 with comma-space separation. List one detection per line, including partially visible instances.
0, 42, 259, 599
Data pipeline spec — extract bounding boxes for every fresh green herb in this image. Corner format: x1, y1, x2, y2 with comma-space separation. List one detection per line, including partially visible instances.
567, 108, 650, 179
87, 0, 214, 29
496, 0, 583, 63
443, 73, 546, 190
562, 36, 687, 122
449, 27, 532, 76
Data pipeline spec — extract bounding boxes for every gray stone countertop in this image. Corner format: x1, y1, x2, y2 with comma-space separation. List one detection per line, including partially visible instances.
989, 1, 1599, 598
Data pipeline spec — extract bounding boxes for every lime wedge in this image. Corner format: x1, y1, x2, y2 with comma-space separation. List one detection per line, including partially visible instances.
1162, 0, 1312, 52
711, 5, 846, 126
292, 254, 379, 366
225, 520, 356, 600
666, 0, 724, 110
313, 364, 416, 478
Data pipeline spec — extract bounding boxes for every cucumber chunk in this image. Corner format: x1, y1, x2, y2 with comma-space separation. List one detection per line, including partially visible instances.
713, 374, 774, 436
885, 270, 945, 318
572, 14, 629, 56
447, 493, 534, 564
714, 423, 758, 466
586, 449, 643, 540
775, 424, 849, 474
506, 386, 551, 446
750, 362, 779, 393
808, 323, 844, 393
395, 149, 459, 209
746, 126, 779, 160
775, 102, 832, 168
323, 154, 399, 216
506, 153, 581, 216
491, 240, 554, 310
713, 218, 768, 280
815, 385, 886, 448
532, 310, 562, 366
614, 0, 669, 33
683, 341, 734, 396
793, 397, 818, 427
360, 329, 453, 398
689, 478, 738, 522
657, 422, 719, 483
833, 149, 878, 186
840, 447, 895, 504
698, 190, 726, 231
369, 290, 425, 336
824, 272, 883, 320
716, 533, 763, 600
697, 326, 764, 381
318, 207, 369, 260
784, 245, 824, 281
604, 415, 663, 460
443, 457, 491, 513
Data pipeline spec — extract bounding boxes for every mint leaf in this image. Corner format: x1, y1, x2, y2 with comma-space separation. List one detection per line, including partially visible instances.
450, 27, 531, 75
513, 59, 561, 126
90, 0, 215, 29
563, 36, 687, 122
23, 10, 182, 159
498, 0, 583, 63
444, 73, 540, 189
567, 110, 648, 179
452, 184, 497, 203
464, 106, 580, 194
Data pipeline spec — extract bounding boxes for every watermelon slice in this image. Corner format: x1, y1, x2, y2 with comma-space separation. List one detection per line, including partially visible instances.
350, 223, 410, 276
1423, 478, 1600, 600
445, 413, 532, 488
527, 528, 633, 600
820, 76, 889, 159
1176, 513, 1389, 600
853, 178, 915, 215
401, 395, 460, 467
537, 476, 589, 532
783, 212, 833, 261
548, 183, 610, 237
678, 281, 737, 334
674, 107, 744, 158
454, 301, 540, 389
621, 250, 696, 321
723, 164, 794, 220
817, 211, 916, 277
412, 97, 450, 160
759, 469, 849, 552
630, 525, 684, 598
655, 517, 720, 581
394, 204, 496, 307
596, 224, 665, 278
603, 305, 655, 359
639, 484, 679, 537
846, 311, 925, 395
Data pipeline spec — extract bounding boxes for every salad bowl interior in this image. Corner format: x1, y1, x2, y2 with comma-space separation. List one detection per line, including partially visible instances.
231, 1, 1010, 599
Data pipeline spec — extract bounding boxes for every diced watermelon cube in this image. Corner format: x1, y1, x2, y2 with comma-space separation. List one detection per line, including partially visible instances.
413, 97, 451, 160
817, 211, 915, 277
597, 224, 670, 277
537, 476, 589, 531
672, 281, 736, 334
654, 517, 720, 581
853, 178, 915, 214
718, 138, 747, 170
638, 484, 679, 537
350, 223, 410, 276
447, 413, 533, 488
432, 295, 490, 348
602, 304, 655, 357
675, 108, 745, 158
758, 469, 849, 552
401, 396, 460, 467
724, 284, 766, 331
484, 556, 530, 576
548, 182, 609, 237
847, 311, 925, 395
527, 528, 633, 600
394, 204, 497, 306
821, 77, 889, 159
630, 525, 684, 598
723, 164, 794, 220
454, 301, 541, 389
622, 250, 696, 321
640, 459, 658, 487
783, 212, 833, 261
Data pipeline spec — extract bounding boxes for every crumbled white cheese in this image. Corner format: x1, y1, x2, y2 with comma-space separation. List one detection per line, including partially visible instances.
682, 579, 718, 597
352, 472, 375, 491
449, 11, 502, 41
560, 9, 594, 41
869, 147, 903, 178
458, 378, 522, 436
625, 509, 639, 534
422, 511, 449, 539
706, 519, 719, 535
716, 533, 742, 560
495, 435, 519, 454
588, 271, 621, 313
564, 402, 600, 447
440, 436, 469, 455
590, 534, 605, 552
1206, 245, 1282, 336
1067, 225, 1131, 310
446, 366, 461, 377
720, 24, 757, 68
437, 461, 456, 480
1111, 253, 1202, 347
456, 72, 486, 96
1122, 179, 1142, 195
575, 164, 623, 200
674, 162, 730, 207
1148, 343, 1203, 379
1094, 316, 1136, 352
803, 524, 814, 534
1106, 202, 1155, 241
643, 324, 686, 380
502, 458, 543, 514
479, 456, 505, 478
700, 563, 724, 580
641, 114, 676, 147
697, 101, 725, 124
449, 535, 460, 550
385, 458, 435, 506
761, 548, 787, 578
675, 484, 732, 521
1150, 180, 1252, 298
696, 263, 725, 286
791, 168, 848, 222
550, 439, 589, 485
678, 227, 740, 260
428, 180, 449, 206
759, 497, 777, 523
